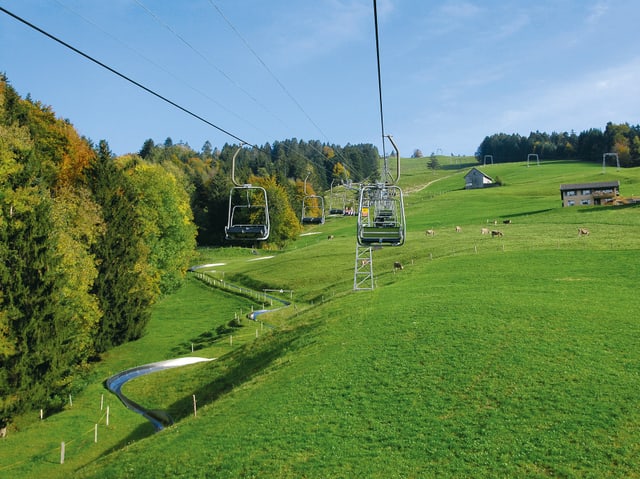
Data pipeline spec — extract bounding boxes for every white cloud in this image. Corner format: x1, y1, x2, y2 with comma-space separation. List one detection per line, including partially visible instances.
439, 0, 482, 18
497, 56, 640, 133
493, 12, 530, 41
267, 0, 372, 65
586, 0, 610, 25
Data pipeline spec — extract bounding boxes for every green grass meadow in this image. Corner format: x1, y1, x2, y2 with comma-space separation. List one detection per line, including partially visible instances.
2, 159, 640, 478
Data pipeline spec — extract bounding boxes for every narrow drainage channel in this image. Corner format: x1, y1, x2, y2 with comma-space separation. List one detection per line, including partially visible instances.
105, 357, 214, 431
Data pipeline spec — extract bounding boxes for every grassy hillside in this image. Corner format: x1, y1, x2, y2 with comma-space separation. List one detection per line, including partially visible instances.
3, 159, 640, 478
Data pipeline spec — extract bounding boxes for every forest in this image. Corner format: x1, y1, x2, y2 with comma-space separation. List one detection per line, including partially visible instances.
0, 75, 379, 424
476, 122, 640, 166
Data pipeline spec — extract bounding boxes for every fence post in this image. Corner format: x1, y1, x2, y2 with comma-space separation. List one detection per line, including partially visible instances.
60, 442, 65, 464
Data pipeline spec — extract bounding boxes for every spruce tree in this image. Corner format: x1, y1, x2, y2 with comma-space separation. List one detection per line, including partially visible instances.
86, 141, 155, 352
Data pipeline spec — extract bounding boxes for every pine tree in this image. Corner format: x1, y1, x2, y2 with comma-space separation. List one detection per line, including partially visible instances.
86, 141, 156, 352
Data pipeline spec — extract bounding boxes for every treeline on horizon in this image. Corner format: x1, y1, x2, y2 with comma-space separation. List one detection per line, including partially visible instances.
138, 135, 379, 246
476, 122, 640, 166
0, 75, 379, 423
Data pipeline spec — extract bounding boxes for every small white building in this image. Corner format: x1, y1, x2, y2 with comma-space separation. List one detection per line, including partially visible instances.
464, 168, 494, 189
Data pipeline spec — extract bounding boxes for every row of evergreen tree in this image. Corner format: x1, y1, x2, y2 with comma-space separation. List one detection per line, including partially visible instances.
0, 77, 199, 422
476, 122, 640, 166
136, 136, 379, 246
0, 76, 380, 423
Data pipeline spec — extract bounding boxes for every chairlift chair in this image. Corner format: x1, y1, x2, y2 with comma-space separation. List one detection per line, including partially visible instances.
301, 195, 325, 224
225, 186, 270, 240
328, 179, 346, 215
356, 135, 405, 246
225, 145, 270, 241
357, 183, 405, 246
301, 172, 325, 224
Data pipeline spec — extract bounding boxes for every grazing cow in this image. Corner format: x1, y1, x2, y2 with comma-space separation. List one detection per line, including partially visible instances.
393, 261, 403, 270
503, 219, 512, 224
327, 235, 334, 240
0, 426, 6, 438
481, 227, 490, 235
455, 226, 462, 233
578, 228, 590, 237
491, 230, 503, 237
425, 229, 435, 236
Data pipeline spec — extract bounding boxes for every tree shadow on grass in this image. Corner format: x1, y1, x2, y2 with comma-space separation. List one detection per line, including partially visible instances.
100, 320, 318, 455
499, 208, 553, 219
171, 319, 244, 355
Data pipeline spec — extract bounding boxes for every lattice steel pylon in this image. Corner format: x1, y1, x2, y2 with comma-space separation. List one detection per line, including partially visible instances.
354, 245, 374, 290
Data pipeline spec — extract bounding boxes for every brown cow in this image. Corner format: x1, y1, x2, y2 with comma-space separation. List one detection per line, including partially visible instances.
425, 229, 436, 236
491, 230, 503, 237
578, 228, 590, 236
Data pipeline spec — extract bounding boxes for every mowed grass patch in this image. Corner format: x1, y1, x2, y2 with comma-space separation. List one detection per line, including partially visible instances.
77, 248, 640, 478
6, 159, 640, 478
0, 279, 261, 479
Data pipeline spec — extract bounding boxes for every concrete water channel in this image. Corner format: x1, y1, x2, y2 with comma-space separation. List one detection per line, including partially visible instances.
105, 271, 291, 431
105, 357, 214, 431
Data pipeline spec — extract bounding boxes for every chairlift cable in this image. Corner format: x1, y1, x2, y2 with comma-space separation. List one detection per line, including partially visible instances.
207, 1, 357, 175
0, 6, 254, 146
134, 0, 292, 134
53, 0, 267, 136
373, 0, 388, 171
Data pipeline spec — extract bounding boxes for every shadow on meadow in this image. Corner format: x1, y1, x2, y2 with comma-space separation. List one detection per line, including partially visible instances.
100, 319, 319, 455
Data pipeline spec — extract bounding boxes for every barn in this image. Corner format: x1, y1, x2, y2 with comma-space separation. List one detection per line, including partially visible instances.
464, 168, 495, 189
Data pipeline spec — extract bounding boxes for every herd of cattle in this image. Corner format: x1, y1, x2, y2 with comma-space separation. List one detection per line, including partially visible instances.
327, 220, 591, 273
423, 222, 590, 239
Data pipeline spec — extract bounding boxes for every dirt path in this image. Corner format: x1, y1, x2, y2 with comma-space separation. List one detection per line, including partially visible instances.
404, 173, 457, 195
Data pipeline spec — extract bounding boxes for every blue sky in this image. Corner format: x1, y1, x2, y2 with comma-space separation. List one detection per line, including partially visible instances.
1, 0, 639, 157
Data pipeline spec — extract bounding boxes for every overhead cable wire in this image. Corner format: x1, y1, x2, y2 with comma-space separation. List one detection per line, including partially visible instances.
134, 1, 360, 181
207, 1, 363, 180
53, 0, 267, 137
208, 0, 332, 143
133, 0, 290, 132
373, 0, 388, 170
0, 5, 254, 146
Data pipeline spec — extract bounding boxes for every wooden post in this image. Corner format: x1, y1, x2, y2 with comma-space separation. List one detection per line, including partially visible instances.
40, 409, 43, 420
60, 442, 65, 464
69, 394, 72, 407
230, 335, 233, 346
256, 329, 259, 338
106, 406, 110, 426
100, 394, 104, 411
94, 424, 98, 443
193, 395, 197, 417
